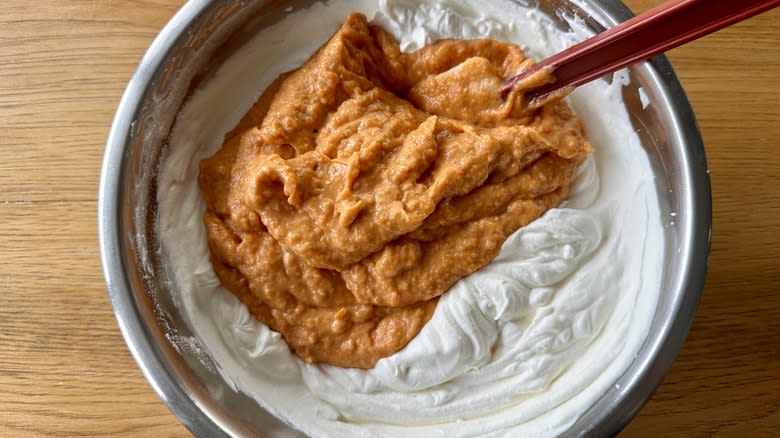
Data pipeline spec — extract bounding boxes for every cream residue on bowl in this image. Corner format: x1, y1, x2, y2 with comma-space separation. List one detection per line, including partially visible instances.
157, 0, 664, 436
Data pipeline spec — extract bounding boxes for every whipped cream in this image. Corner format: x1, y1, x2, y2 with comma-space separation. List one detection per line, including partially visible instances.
157, 0, 664, 436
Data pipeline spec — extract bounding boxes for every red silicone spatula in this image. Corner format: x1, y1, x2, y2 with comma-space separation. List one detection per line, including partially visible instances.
501, 0, 780, 105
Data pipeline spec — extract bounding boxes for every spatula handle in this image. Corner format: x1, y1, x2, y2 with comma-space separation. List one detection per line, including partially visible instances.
501, 0, 780, 104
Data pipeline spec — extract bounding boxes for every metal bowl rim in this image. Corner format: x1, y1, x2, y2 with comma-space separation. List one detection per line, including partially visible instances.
98, 1, 712, 436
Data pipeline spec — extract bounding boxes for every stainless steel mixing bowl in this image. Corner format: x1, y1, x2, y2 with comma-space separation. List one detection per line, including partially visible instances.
98, 1, 711, 436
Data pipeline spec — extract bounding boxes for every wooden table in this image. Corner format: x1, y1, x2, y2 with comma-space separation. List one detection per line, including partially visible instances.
1, 1, 777, 436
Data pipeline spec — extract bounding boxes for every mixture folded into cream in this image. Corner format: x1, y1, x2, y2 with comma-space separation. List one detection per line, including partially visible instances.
198, 12, 592, 369
157, 0, 664, 437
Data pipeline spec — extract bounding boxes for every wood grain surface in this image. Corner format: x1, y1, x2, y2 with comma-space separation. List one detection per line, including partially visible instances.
0, 1, 777, 436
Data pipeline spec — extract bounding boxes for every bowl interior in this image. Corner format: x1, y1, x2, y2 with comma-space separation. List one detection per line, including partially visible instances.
100, 0, 710, 436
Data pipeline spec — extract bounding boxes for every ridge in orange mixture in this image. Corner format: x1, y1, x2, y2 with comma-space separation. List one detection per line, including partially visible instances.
198, 13, 591, 369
